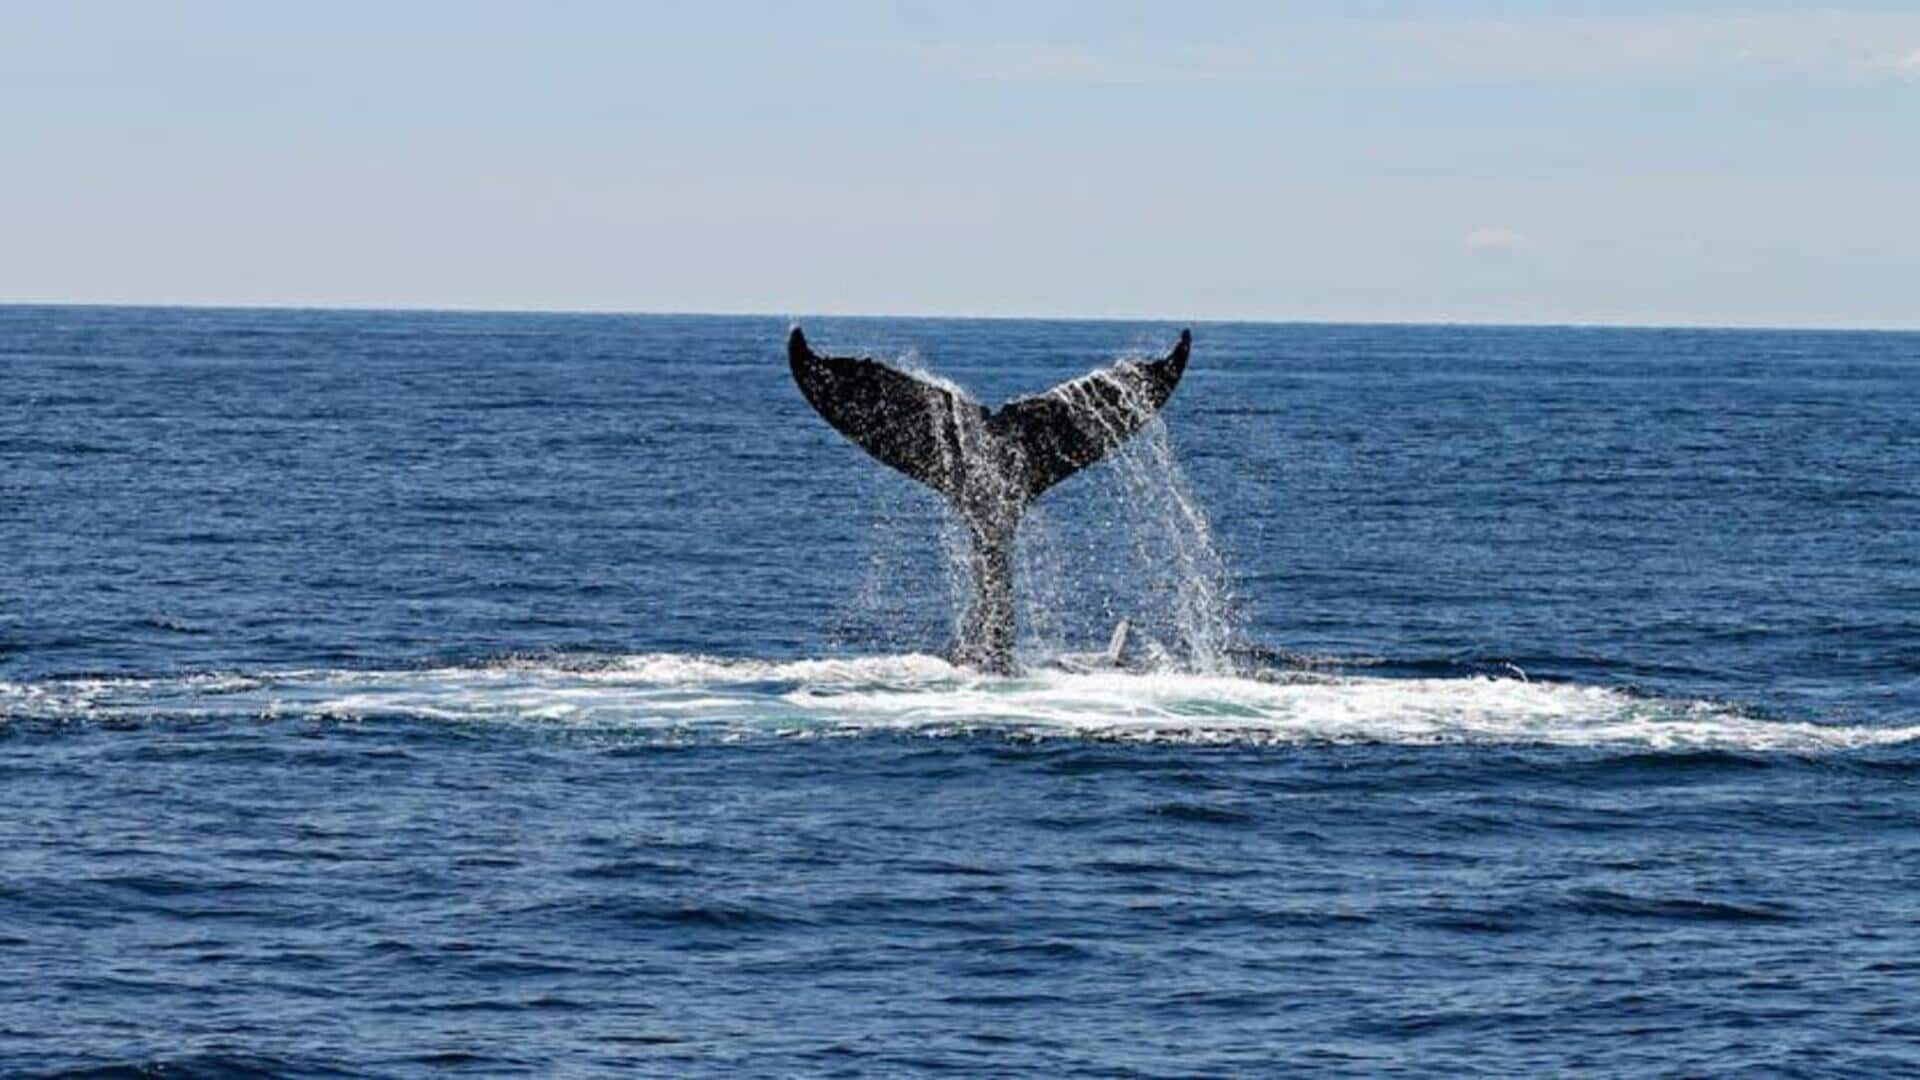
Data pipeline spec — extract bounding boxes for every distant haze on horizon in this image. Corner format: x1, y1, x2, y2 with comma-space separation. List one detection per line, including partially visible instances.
6, 2, 1918, 330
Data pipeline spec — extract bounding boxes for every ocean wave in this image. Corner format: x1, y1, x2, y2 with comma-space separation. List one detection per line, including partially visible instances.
2, 653, 1915, 752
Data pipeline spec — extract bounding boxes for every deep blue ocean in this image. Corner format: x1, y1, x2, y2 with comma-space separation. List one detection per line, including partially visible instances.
4, 305, 1918, 1076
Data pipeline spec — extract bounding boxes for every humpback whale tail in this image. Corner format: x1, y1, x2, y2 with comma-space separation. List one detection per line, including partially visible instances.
788, 326, 1192, 673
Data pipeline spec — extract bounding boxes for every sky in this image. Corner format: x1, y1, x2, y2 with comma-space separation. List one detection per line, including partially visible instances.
4, 1, 1918, 328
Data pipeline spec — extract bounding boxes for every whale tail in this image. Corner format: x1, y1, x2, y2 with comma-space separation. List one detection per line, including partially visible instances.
787, 326, 1191, 672
787, 327, 1189, 505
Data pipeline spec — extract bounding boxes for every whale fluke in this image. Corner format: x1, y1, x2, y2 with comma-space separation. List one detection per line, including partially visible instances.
993, 330, 1188, 499
788, 326, 1192, 673
787, 327, 983, 500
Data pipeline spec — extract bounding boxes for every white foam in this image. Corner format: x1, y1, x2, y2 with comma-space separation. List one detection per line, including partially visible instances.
2, 652, 1915, 752
599, 652, 958, 686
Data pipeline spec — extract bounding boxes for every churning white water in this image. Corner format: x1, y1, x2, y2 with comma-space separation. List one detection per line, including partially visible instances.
7, 655, 1916, 752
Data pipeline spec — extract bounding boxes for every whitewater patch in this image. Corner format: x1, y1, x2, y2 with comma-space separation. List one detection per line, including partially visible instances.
4, 653, 1917, 753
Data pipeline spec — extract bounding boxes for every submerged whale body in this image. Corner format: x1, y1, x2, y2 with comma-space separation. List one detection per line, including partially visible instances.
788, 326, 1191, 674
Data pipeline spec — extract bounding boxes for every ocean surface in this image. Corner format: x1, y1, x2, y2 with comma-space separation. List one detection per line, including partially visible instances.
3, 305, 1918, 1076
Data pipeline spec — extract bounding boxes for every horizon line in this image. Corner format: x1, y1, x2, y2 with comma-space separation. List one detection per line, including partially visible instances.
4, 298, 1917, 336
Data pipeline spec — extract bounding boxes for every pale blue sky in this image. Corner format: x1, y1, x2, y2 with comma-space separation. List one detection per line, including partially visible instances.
5, 2, 1917, 327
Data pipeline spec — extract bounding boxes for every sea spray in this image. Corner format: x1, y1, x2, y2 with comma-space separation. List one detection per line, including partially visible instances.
843, 346, 1236, 672
1102, 415, 1236, 672
844, 507, 936, 652
845, 481, 950, 655
842, 355, 979, 655
1050, 365, 1238, 673
1011, 502, 1076, 663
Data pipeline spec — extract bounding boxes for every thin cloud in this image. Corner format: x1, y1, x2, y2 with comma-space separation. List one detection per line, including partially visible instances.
1862, 45, 1920, 80
832, 40, 1251, 84
1365, 11, 1920, 82
1464, 228, 1537, 253
844, 11, 1920, 85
